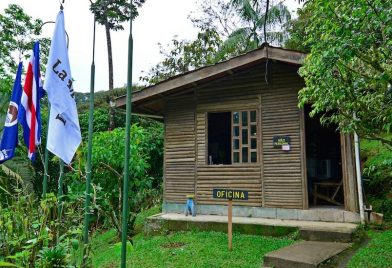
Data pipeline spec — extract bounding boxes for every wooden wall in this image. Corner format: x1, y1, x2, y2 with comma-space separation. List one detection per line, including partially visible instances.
163, 62, 306, 209
195, 67, 264, 206
164, 94, 196, 203
261, 64, 304, 209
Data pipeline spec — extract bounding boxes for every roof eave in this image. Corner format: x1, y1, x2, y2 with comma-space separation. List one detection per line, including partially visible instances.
115, 46, 306, 108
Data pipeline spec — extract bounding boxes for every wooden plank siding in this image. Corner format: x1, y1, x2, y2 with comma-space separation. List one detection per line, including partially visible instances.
164, 62, 306, 208
195, 66, 264, 206
164, 94, 196, 203
197, 165, 262, 206
261, 64, 305, 208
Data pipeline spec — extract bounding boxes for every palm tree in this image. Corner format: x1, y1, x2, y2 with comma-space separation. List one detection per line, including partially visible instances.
215, 0, 291, 61
89, 0, 145, 130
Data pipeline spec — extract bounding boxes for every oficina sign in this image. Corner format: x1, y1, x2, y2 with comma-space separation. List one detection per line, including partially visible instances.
213, 189, 249, 200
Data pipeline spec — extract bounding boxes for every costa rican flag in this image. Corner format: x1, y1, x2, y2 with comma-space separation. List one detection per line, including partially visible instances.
19, 42, 43, 161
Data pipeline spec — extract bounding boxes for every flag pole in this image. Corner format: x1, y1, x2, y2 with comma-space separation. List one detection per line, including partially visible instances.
121, 0, 133, 266
43, 109, 50, 197
58, 159, 64, 216
82, 14, 96, 267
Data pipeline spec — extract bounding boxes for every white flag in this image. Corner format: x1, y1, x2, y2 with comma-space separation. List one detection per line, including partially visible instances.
44, 10, 81, 165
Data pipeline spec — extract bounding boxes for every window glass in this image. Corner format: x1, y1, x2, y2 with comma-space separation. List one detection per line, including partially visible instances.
233, 152, 239, 163
250, 110, 257, 122
251, 152, 257, 163
241, 111, 248, 126
251, 138, 257, 149
251, 125, 257, 136
242, 147, 248, 163
233, 112, 239, 124
233, 139, 239, 150
204, 110, 258, 164
242, 129, 248, 145
233, 126, 239, 137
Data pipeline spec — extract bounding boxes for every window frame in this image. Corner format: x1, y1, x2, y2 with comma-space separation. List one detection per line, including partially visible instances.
206, 109, 259, 165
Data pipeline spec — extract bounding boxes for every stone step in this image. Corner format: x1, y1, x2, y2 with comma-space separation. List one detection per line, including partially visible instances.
299, 226, 356, 242
264, 241, 351, 268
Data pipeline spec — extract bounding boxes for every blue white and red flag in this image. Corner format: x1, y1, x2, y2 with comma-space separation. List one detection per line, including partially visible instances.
0, 62, 23, 164
19, 42, 43, 161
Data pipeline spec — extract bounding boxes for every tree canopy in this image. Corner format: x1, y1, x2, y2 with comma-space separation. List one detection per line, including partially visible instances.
142, 0, 291, 85
0, 4, 49, 93
298, 0, 392, 147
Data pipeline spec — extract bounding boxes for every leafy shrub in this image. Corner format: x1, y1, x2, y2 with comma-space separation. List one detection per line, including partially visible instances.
68, 125, 162, 238
0, 192, 85, 267
361, 137, 392, 220
38, 246, 68, 268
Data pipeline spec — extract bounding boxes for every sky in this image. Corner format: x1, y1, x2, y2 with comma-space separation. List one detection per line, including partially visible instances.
0, 0, 301, 93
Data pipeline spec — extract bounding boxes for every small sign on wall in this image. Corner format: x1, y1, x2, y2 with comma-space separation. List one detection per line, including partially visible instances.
273, 136, 291, 151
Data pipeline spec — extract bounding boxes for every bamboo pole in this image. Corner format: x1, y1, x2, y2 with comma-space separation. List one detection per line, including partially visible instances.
121, 1, 133, 266
58, 160, 64, 216
81, 15, 96, 267
42, 110, 50, 197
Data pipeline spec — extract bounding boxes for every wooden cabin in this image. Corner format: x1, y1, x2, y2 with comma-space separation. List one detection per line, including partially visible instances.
116, 45, 361, 223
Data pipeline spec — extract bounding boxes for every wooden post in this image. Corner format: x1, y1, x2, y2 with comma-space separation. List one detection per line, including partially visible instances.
228, 198, 233, 251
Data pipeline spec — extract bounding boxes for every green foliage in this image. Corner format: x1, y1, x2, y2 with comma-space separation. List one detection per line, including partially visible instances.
141, 29, 223, 85
89, 0, 144, 31
298, 0, 392, 147
133, 205, 161, 233
284, 5, 312, 53
38, 246, 68, 268
1, 91, 36, 200
0, 4, 50, 93
0, 192, 85, 267
76, 87, 129, 112
89, 230, 294, 267
361, 135, 392, 220
142, 0, 292, 85
348, 230, 392, 267
78, 108, 126, 139
68, 125, 162, 238
230, 0, 291, 47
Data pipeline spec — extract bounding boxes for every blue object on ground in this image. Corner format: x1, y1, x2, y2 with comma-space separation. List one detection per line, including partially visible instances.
185, 196, 196, 217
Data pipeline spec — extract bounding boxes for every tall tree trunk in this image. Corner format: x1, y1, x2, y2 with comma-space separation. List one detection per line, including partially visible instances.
105, 20, 115, 130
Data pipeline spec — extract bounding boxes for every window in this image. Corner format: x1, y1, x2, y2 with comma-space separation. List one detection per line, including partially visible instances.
208, 110, 258, 165
208, 112, 231, 164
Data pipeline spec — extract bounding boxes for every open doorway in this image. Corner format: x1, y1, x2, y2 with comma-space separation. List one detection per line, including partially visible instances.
208, 112, 231, 165
305, 105, 344, 207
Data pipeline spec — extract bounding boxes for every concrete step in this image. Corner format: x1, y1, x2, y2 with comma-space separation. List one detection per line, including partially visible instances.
299, 226, 356, 242
145, 213, 358, 237
264, 241, 351, 268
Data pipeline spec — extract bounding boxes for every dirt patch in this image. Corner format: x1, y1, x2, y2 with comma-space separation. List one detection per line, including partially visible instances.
161, 242, 186, 249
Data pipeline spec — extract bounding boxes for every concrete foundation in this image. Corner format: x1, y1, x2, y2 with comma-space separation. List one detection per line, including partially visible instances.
144, 213, 358, 239
163, 202, 361, 223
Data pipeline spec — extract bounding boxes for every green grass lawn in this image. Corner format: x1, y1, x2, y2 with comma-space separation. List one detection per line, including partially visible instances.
89, 230, 295, 268
347, 229, 392, 268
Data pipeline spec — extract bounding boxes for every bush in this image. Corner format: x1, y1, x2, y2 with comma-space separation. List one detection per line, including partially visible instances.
361, 137, 392, 220
0, 192, 84, 267
67, 125, 162, 238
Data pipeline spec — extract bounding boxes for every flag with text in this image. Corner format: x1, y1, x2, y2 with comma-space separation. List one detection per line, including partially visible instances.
45, 10, 81, 165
